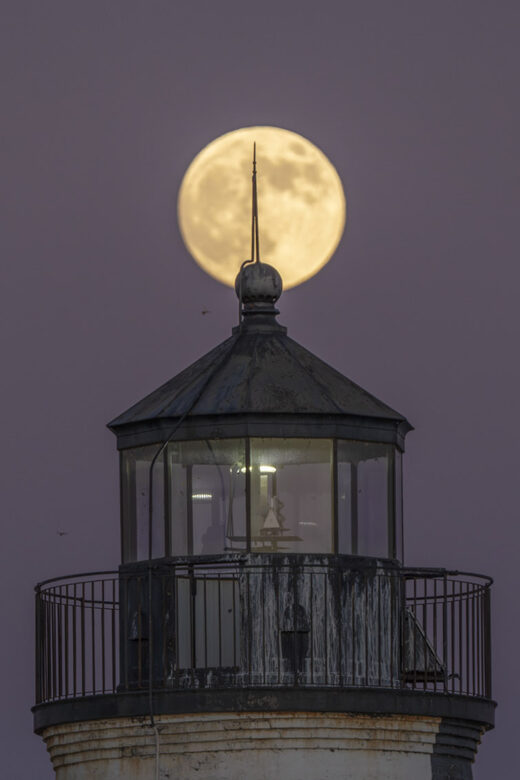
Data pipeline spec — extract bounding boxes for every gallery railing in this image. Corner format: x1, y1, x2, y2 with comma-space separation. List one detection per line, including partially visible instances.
34, 558, 492, 704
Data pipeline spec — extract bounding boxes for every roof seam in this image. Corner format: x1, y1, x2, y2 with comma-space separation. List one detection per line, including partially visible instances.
277, 337, 344, 413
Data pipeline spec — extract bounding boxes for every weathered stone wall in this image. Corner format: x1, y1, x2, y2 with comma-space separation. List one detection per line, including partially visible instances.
42, 711, 458, 779
241, 556, 400, 687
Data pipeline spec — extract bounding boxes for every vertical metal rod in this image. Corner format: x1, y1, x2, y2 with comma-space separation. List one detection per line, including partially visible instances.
174, 570, 179, 674
309, 573, 314, 684
442, 575, 448, 693
40, 595, 46, 702
161, 575, 167, 685
91, 581, 96, 695
81, 582, 86, 697
324, 573, 329, 686
101, 580, 106, 694
261, 572, 266, 683
50, 588, 56, 699
122, 576, 128, 690
422, 579, 427, 691
337, 566, 343, 687
35, 587, 41, 704
43, 595, 48, 701
478, 585, 483, 696
472, 588, 476, 695
458, 580, 464, 693
232, 573, 237, 668
248, 570, 254, 683
433, 578, 438, 692
218, 575, 222, 668
111, 579, 116, 693
203, 576, 208, 668
72, 583, 77, 697
465, 582, 470, 694
245, 440, 251, 552
351, 577, 355, 685
389, 573, 394, 687
190, 566, 197, 671
450, 579, 455, 695
138, 577, 143, 687
293, 565, 299, 686
364, 574, 369, 686
398, 572, 406, 689
251, 145, 256, 262
412, 578, 417, 689
484, 586, 492, 699
64, 585, 69, 698
377, 574, 381, 686
252, 142, 260, 263
57, 586, 63, 698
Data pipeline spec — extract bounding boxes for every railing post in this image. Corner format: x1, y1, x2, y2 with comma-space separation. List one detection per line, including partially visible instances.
484, 585, 492, 699
32, 565, 493, 707
34, 585, 41, 704
442, 573, 448, 693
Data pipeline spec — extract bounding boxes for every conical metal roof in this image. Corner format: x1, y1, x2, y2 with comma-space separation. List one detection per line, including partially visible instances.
109, 326, 405, 424
108, 263, 411, 450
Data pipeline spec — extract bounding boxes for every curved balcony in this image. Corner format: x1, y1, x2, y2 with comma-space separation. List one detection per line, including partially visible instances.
34, 556, 492, 711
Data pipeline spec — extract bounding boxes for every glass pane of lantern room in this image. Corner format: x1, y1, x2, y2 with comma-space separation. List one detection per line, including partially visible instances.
250, 439, 333, 553
168, 439, 246, 555
337, 441, 392, 558
394, 450, 403, 560
121, 446, 165, 562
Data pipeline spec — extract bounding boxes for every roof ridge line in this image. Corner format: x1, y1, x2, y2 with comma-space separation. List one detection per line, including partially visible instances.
285, 336, 407, 420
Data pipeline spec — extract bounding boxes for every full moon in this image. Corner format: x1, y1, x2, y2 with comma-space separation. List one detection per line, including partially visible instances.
177, 126, 346, 289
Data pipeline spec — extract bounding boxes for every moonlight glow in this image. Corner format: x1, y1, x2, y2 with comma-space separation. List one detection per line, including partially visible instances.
177, 126, 346, 289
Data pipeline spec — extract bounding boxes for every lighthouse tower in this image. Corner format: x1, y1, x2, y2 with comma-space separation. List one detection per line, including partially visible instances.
33, 168, 495, 779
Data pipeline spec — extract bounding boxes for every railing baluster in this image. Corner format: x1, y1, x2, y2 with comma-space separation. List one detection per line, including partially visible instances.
111, 578, 116, 693
433, 578, 438, 692
422, 578, 427, 691
81, 582, 86, 697
412, 577, 417, 690
32, 565, 493, 707
442, 575, 448, 693
465, 582, 470, 696
218, 574, 222, 669
91, 581, 96, 695
137, 576, 143, 688
101, 579, 105, 694
450, 579, 455, 694
57, 586, 63, 699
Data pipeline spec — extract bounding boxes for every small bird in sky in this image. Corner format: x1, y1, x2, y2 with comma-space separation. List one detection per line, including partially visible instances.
201, 309, 211, 315
56, 529, 68, 536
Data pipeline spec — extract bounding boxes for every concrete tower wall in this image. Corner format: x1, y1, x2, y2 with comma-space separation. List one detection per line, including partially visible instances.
42, 711, 483, 780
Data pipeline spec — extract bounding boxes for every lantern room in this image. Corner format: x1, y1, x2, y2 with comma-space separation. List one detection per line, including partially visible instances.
109, 261, 410, 564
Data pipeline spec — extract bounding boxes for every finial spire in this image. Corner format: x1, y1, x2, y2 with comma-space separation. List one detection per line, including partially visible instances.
237, 143, 283, 326
251, 142, 260, 263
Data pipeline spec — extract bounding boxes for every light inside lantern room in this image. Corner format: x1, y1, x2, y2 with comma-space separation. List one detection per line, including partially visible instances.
120, 438, 402, 562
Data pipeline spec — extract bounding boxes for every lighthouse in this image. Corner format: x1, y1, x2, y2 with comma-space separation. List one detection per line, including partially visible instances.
33, 160, 495, 779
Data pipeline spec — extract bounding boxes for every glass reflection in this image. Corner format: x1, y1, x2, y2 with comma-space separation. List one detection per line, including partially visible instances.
121, 437, 401, 561
121, 446, 165, 562
337, 441, 392, 558
168, 439, 246, 555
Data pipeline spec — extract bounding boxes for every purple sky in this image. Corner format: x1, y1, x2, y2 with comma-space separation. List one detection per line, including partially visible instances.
2, 2, 519, 777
